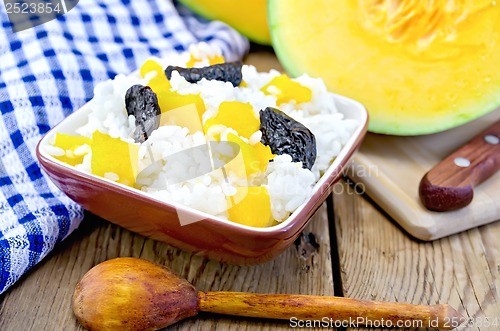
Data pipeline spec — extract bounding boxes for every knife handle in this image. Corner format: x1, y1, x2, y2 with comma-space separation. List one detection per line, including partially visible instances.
419, 120, 500, 212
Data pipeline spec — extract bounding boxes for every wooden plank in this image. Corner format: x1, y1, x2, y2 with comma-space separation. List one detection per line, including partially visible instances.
0, 203, 333, 330
333, 180, 500, 330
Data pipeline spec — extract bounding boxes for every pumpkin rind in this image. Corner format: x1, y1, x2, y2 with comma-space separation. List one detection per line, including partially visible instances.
179, 0, 271, 45
269, 0, 500, 135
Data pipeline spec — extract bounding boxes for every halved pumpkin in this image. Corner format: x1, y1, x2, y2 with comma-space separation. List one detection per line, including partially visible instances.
178, 0, 271, 45
269, 0, 500, 135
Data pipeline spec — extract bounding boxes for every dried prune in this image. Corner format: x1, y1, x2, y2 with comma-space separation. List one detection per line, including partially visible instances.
165, 62, 243, 87
259, 107, 316, 170
125, 84, 161, 143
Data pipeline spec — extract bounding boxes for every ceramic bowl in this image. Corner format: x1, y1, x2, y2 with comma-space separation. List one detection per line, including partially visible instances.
36, 93, 368, 265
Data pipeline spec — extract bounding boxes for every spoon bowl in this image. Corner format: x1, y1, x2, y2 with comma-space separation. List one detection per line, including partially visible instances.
73, 258, 198, 330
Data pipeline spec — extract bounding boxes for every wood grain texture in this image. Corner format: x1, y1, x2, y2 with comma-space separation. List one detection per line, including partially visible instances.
0, 204, 333, 331
333, 180, 500, 331
199, 291, 462, 329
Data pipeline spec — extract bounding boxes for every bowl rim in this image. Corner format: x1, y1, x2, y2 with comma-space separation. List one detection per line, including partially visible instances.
36, 89, 368, 235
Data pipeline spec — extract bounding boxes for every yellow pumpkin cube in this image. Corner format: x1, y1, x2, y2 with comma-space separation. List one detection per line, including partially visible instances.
157, 92, 206, 133
90, 131, 139, 187
261, 74, 312, 104
227, 186, 273, 227
225, 133, 274, 178
204, 101, 259, 139
186, 53, 225, 68
52, 133, 91, 166
140, 59, 171, 93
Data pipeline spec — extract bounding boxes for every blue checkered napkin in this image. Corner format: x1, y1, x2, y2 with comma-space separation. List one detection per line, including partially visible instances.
0, 0, 249, 294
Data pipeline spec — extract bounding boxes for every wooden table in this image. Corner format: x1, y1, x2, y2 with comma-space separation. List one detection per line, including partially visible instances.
1, 49, 499, 331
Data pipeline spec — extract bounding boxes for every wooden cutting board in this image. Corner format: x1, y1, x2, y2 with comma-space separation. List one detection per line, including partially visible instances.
348, 109, 500, 241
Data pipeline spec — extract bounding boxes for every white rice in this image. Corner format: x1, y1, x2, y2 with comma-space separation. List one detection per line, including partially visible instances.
77, 74, 143, 142
48, 43, 359, 224
265, 154, 316, 222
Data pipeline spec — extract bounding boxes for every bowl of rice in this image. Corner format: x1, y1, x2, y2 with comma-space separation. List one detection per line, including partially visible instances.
36, 43, 368, 265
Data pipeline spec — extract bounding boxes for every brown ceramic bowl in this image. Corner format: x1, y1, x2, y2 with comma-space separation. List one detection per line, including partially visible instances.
36, 94, 368, 265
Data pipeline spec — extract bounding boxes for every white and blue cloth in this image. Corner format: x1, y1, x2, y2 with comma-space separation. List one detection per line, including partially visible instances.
0, 0, 249, 294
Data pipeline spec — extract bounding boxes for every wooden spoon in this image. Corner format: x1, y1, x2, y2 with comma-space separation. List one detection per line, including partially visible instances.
73, 257, 464, 330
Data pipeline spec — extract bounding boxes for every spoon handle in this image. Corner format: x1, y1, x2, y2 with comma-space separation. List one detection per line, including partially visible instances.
198, 292, 463, 330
